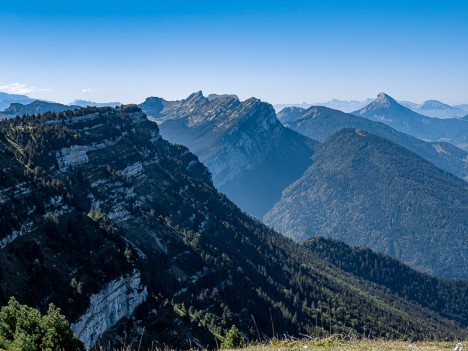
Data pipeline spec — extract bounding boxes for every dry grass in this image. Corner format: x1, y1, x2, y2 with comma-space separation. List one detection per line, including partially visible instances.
233, 339, 463, 351
111, 339, 464, 351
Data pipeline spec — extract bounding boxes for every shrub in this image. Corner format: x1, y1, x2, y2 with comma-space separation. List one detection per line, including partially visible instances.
0, 297, 83, 351
221, 325, 243, 349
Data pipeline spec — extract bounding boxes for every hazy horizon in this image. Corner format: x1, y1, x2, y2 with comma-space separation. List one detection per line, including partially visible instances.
1, 0, 467, 105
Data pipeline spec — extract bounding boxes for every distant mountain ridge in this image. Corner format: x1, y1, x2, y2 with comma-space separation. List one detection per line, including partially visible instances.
353, 93, 468, 150
456, 104, 468, 112
275, 97, 467, 118
277, 105, 468, 181
264, 128, 468, 279
139, 92, 318, 217
0, 92, 35, 111
274, 98, 373, 113
1, 100, 80, 117
413, 100, 467, 119
70, 100, 121, 107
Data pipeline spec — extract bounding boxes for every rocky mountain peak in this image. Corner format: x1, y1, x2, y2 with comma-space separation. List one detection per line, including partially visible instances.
185, 90, 208, 104
353, 93, 405, 116
374, 92, 397, 106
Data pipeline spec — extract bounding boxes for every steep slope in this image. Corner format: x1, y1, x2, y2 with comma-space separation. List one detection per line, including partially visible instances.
1, 108, 466, 349
264, 129, 468, 279
2, 100, 80, 116
278, 105, 468, 181
353, 93, 468, 150
139, 92, 318, 217
0, 91, 34, 110
302, 237, 468, 326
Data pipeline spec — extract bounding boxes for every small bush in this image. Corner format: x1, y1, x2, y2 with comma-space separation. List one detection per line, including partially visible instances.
0, 297, 83, 351
221, 325, 244, 349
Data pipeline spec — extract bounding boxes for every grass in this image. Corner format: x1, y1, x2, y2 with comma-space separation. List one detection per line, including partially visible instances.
110, 338, 465, 351
244, 338, 463, 351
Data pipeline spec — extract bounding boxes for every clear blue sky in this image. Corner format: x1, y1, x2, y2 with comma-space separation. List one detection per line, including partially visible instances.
1, 0, 467, 104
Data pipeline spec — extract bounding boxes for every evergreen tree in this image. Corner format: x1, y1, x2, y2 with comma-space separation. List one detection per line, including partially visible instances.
0, 297, 83, 351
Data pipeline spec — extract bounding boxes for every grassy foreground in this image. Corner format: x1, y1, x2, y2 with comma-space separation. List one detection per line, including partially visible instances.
112, 339, 464, 351
222, 339, 464, 351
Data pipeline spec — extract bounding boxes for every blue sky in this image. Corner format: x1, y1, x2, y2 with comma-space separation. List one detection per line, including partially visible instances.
1, 0, 467, 104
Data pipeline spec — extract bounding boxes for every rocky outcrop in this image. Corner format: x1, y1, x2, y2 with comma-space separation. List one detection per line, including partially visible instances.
72, 271, 148, 348
56, 145, 89, 171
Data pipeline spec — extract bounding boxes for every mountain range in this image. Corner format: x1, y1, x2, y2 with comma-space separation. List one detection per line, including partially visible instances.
277, 105, 468, 182
2, 93, 466, 279
69, 100, 121, 107
274, 99, 374, 113
139, 92, 318, 217
0, 92, 35, 111
138, 92, 467, 279
353, 93, 468, 151
2, 106, 466, 349
264, 128, 468, 279
275, 97, 468, 118
400, 100, 468, 119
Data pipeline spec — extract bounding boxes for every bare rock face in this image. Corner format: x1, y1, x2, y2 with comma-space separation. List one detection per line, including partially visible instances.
56, 145, 89, 171
72, 271, 148, 348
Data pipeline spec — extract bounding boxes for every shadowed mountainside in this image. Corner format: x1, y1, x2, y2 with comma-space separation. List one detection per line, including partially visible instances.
265, 128, 468, 279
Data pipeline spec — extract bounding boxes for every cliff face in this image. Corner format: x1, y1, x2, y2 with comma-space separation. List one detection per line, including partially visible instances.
1, 107, 466, 349
140, 93, 318, 217
72, 271, 148, 348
